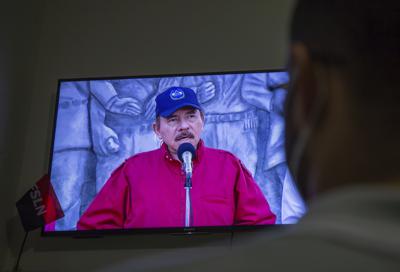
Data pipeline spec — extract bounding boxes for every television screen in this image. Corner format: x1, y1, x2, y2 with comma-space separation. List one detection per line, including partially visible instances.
45, 70, 306, 234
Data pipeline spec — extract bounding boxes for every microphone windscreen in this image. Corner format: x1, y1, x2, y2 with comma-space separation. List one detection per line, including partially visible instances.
177, 143, 196, 162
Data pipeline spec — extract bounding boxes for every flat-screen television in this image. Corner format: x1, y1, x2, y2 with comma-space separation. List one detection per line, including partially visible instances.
44, 70, 306, 235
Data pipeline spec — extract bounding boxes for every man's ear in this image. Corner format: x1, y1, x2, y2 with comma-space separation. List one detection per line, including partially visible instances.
289, 42, 319, 125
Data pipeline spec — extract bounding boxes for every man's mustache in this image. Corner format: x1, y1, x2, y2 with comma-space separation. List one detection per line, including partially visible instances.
175, 132, 194, 141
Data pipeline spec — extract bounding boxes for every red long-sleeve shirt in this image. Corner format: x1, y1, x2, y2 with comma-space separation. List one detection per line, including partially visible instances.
78, 141, 275, 229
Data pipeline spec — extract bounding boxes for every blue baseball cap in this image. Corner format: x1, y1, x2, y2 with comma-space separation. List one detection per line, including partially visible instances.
155, 86, 202, 117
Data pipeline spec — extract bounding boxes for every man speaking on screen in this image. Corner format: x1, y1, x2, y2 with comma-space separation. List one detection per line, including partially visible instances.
77, 86, 275, 229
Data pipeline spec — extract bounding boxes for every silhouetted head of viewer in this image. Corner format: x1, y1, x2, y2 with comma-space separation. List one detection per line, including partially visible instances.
285, 0, 400, 201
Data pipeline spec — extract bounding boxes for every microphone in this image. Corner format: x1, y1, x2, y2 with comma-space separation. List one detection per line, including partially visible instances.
177, 143, 196, 227
177, 143, 196, 181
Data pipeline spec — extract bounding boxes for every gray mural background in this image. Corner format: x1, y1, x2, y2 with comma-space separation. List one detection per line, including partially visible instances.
50, 71, 306, 231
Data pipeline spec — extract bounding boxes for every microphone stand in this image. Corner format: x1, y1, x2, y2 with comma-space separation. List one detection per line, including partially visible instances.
184, 170, 192, 228
178, 144, 196, 229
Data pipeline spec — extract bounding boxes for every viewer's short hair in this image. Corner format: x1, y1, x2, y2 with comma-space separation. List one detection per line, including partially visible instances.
290, 0, 400, 114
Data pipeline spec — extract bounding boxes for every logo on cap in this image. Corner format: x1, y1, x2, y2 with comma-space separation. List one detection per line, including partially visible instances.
170, 88, 185, 100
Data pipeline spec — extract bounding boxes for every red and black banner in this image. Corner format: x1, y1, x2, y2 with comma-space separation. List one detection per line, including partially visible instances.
16, 175, 64, 232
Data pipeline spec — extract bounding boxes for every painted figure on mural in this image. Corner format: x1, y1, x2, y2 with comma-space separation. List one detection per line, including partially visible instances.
51, 80, 141, 230
91, 79, 158, 193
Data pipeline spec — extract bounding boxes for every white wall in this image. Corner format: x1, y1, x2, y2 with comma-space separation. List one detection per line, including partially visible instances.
2, 0, 295, 271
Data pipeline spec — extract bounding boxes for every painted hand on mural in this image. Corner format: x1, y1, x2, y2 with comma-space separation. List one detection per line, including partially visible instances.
105, 136, 120, 153
92, 125, 121, 156
196, 81, 216, 104
107, 97, 142, 116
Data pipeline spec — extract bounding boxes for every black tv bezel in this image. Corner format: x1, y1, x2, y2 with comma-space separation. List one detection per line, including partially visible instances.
43, 68, 289, 238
